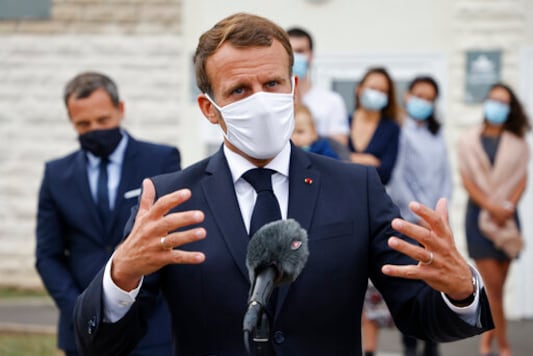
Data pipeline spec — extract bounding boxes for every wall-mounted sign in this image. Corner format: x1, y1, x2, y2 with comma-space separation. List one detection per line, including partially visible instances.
464, 50, 501, 104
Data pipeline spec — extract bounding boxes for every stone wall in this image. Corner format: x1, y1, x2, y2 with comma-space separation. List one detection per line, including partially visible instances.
0, 0, 185, 288
0, 0, 182, 34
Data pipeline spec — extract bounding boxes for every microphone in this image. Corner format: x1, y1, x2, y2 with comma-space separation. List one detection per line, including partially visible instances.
242, 219, 309, 352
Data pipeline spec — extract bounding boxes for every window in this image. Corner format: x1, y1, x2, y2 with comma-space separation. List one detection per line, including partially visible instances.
0, 0, 51, 20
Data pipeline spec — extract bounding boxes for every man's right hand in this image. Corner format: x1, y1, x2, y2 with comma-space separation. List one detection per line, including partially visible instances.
111, 179, 206, 291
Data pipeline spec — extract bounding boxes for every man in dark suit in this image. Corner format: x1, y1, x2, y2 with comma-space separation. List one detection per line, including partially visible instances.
36, 72, 180, 355
74, 14, 493, 355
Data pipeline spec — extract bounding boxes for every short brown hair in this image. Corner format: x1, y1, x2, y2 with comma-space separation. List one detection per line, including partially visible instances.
64, 72, 119, 108
193, 13, 294, 95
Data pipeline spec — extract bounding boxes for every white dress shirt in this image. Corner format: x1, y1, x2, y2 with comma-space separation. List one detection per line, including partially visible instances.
303, 86, 349, 137
225, 142, 290, 233
101, 141, 481, 325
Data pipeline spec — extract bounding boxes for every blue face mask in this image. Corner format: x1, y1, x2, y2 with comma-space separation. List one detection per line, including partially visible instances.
292, 53, 308, 79
484, 100, 510, 125
406, 96, 434, 121
360, 88, 388, 112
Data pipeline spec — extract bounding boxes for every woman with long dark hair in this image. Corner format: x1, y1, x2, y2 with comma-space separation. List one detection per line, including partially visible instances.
458, 83, 530, 356
350, 67, 400, 356
348, 67, 400, 185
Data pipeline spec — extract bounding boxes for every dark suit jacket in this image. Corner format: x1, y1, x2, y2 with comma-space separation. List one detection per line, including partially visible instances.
74, 145, 493, 356
36, 134, 180, 354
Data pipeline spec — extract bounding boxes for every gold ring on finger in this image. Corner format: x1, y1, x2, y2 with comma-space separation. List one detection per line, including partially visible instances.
160, 236, 172, 250
421, 251, 434, 265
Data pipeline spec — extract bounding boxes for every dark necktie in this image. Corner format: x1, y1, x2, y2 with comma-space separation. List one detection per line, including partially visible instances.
243, 168, 282, 237
96, 158, 110, 226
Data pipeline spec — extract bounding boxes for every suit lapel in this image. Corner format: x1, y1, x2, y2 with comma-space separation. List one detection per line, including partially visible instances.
74, 151, 105, 239
286, 147, 320, 233
202, 149, 250, 282
275, 146, 320, 319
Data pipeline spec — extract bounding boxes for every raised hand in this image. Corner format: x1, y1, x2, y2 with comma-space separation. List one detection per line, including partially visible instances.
382, 198, 474, 301
111, 179, 206, 291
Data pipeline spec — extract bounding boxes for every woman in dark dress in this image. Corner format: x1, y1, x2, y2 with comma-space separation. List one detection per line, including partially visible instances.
349, 67, 400, 356
348, 67, 400, 185
458, 83, 530, 356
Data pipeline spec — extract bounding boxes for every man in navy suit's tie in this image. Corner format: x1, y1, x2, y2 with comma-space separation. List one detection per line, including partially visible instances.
35, 72, 180, 355
75, 14, 494, 356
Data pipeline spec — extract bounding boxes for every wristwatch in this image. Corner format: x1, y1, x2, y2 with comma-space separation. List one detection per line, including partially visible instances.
447, 275, 477, 306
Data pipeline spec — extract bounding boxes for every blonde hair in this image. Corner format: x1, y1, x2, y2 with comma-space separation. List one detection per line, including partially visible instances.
294, 104, 315, 128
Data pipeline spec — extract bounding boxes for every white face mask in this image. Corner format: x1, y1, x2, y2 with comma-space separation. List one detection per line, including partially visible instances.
205, 79, 295, 159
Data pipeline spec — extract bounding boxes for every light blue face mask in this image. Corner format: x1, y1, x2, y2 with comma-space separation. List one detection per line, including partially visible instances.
360, 88, 388, 112
484, 99, 510, 125
292, 53, 308, 79
406, 96, 434, 121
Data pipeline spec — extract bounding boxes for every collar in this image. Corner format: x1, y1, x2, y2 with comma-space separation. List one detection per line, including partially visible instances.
405, 115, 428, 130
223, 142, 291, 183
86, 130, 129, 168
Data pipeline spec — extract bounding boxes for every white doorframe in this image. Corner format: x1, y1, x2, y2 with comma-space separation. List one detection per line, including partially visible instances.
510, 47, 533, 318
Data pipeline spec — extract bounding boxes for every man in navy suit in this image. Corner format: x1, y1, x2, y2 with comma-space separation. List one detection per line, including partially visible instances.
36, 72, 180, 355
74, 14, 493, 355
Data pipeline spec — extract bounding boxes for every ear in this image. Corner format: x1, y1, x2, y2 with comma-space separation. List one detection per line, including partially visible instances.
118, 100, 125, 121
197, 94, 220, 125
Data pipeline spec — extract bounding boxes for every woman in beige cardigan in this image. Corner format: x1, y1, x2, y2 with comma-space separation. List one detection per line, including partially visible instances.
458, 83, 530, 356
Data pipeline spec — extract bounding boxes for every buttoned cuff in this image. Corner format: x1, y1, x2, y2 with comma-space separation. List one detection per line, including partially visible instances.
102, 256, 143, 323
441, 264, 483, 326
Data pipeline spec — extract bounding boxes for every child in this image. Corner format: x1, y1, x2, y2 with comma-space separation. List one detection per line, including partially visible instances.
292, 104, 340, 159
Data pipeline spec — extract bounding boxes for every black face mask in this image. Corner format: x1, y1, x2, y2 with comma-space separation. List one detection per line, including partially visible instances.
79, 127, 123, 158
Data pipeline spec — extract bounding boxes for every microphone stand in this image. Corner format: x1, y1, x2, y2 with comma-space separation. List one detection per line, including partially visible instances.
243, 267, 277, 356
243, 302, 272, 356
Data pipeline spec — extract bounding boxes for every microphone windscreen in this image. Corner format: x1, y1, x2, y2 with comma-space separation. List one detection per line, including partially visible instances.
246, 219, 309, 286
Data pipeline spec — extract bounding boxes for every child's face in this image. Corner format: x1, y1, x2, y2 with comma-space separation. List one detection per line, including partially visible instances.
292, 112, 317, 148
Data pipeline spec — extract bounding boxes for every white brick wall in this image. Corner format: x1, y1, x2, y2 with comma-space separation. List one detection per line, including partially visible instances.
0, 35, 186, 288
0, 0, 182, 35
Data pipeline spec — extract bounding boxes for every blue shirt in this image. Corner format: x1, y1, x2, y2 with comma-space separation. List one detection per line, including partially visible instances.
387, 117, 452, 222
307, 138, 339, 159
86, 132, 128, 210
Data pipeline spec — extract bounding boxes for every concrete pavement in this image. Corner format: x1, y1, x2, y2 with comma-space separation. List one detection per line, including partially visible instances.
377, 321, 533, 355
0, 297, 532, 355
0, 297, 56, 334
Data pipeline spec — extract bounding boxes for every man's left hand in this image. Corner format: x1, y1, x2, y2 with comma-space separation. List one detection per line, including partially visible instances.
381, 198, 474, 301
